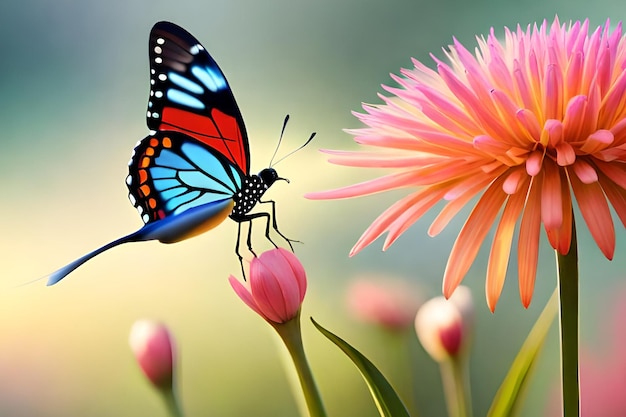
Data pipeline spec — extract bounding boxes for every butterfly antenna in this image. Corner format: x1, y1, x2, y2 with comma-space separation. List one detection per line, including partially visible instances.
269, 115, 290, 167
272, 131, 316, 166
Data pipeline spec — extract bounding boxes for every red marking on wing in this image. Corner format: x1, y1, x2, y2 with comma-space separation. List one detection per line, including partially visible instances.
160, 107, 247, 171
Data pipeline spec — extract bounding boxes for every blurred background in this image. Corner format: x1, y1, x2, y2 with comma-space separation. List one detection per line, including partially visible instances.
2, 0, 626, 416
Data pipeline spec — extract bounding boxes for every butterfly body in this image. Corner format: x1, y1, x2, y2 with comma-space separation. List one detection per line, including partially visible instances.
46, 21, 292, 285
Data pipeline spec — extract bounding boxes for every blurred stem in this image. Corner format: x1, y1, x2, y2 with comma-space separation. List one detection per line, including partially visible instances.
440, 355, 472, 417
160, 385, 184, 417
273, 312, 327, 417
556, 219, 580, 417
391, 329, 419, 415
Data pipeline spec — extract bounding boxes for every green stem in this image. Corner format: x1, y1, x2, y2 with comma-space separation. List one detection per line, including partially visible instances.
556, 219, 580, 417
392, 329, 419, 416
160, 385, 184, 417
440, 355, 472, 417
273, 313, 327, 417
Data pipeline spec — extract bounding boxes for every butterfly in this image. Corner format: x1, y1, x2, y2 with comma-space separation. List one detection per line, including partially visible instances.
47, 21, 305, 285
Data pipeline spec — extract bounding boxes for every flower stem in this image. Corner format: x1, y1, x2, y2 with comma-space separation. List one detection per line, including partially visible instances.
160, 385, 184, 417
440, 355, 472, 417
273, 313, 327, 417
556, 219, 580, 417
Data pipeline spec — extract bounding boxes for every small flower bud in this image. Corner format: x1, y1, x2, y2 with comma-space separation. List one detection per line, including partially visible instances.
129, 320, 174, 389
229, 248, 307, 324
415, 286, 473, 362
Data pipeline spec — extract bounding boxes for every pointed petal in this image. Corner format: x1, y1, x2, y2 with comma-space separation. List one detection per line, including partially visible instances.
485, 180, 528, 312
598, 173, 626, 227
228, 276, 267, 321
305, 171, 417, 200
541, 159, 563, 230
545, 169, 573, 254
518, 175, 542, 308
350, 188, 438, 255
568, 168, 615, 259
383, 187, 448, 248
429, 174, 497, 236
443, 176, 508, 298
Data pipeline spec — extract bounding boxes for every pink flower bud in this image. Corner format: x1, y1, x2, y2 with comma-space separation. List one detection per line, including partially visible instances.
414, 286, 473, 362
346, 278, 422, 331
129, 320, 174, 389
229, 248, 307, 324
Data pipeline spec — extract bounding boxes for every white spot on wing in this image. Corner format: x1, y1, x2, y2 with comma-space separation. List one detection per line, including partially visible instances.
154, 46, 162, 54
155, 91, 163, 98
155, 57, 162, 64
158, 73, 167, 81
156, 38, 165, 45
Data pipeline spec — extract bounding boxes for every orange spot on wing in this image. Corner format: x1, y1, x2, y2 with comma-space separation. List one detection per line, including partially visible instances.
145, 148, 155, 156
149, 198, 157, 209
150, 138, 159, 147
140, 184, 151, 197
140, 157, 151, 168
139, 169, 148, 184
163, 137, 172, 148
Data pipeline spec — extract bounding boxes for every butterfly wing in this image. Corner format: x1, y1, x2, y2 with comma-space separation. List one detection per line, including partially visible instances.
126, 131, 245, 242
147, 21, 250, 174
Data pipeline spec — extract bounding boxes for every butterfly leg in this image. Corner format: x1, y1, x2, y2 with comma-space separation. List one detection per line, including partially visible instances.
234, 215, 277, 279
244, 211, 279, 250
234, 222, 248, 280
258, 199, 300, 251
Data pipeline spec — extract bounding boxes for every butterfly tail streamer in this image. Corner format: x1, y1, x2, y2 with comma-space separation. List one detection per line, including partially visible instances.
46, 231, 147, 286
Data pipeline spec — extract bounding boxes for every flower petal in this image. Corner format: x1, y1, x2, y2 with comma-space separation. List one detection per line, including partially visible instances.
541, 159, 563, 231
443, 176, 508, 298
568, 168, 615, 259
228, 276, 267, 320
518, 176, 542, 308
485, 179, 528, 312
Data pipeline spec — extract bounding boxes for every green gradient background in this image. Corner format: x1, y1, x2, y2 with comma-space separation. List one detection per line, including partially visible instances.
2, 1, 626, 416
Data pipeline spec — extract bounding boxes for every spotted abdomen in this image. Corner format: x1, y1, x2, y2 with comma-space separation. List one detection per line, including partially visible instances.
230, 176, 269, 220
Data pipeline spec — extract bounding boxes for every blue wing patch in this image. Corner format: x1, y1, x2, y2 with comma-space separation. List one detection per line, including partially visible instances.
168, 72, 204, 95
167, 89, 205, 109
191, 65, 227, 92
127, 132, 245, 225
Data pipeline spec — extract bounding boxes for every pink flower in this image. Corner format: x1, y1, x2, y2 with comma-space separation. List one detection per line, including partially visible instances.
414, 286, 473, 362
346, 278, 422, 330
229, 248, 307, 324
129, 320, 174, 389
307, 17, 626, 311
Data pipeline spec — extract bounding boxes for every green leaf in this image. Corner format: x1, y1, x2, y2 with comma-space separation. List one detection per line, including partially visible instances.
487, 289, 558, 417
311, 318, 411, 417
